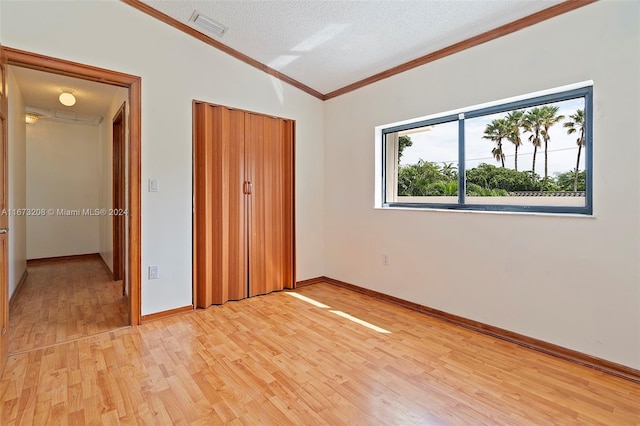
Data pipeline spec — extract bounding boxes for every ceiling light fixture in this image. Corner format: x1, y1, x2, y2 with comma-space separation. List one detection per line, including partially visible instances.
190, 11, 227, 37
59, 92, 76, 107
25, 113, 39, 124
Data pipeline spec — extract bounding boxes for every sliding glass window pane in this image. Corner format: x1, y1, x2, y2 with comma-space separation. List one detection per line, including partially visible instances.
464, 97, 586, 208
385, 120, 459, 204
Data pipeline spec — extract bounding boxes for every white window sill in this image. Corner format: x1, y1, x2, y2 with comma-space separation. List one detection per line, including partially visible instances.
375, 205, 596, 219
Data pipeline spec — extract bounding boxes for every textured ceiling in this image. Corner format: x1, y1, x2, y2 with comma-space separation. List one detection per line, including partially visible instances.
11, 65, 120, 117
141, 0, 561, 94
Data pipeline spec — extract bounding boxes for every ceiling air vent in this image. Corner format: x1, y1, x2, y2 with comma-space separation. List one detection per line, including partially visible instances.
190, 11, 227, 37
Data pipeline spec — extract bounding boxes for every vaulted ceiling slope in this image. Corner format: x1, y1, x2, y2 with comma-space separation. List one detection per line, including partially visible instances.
132, 0, 591, 100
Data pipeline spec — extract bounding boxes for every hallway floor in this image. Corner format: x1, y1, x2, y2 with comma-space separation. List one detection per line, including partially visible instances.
8, 255, 129, 354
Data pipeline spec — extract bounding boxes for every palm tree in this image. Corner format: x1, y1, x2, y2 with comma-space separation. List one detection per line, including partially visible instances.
505, 110, 524, 171
522, 107, 545, 176
540, 105, 565, 180
483, 118, 509, 167
440, 162, 457, 181
563, 109, 586, 191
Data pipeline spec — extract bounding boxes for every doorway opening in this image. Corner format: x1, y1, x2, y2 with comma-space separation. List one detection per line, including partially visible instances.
113, 102, 126, 289
3, 48, 141, 357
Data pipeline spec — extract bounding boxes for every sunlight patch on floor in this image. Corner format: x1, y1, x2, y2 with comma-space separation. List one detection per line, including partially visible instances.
286, 292, 331, 308
330, 310, 391, 334
287, 291, 391, 334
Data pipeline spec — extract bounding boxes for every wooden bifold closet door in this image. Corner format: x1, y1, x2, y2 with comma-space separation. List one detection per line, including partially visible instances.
193, 102, 294, 308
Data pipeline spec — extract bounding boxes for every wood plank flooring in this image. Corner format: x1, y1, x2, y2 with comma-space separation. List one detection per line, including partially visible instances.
9, 256, 128, 354
2, 282, 639, 424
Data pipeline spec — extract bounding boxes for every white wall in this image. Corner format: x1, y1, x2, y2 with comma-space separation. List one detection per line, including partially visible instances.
26, 120, 101, 259
7, 68, 27, 298
99, 88, 128, 273
324, 1, 640, 369
0, 0, 325, 315
2, 0, 638, 370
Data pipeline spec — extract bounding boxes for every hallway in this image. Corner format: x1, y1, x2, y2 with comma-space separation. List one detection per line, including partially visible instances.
9, 255, 128, 354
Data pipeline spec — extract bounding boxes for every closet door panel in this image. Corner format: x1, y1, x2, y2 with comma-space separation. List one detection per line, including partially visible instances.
195, 102, 294, 306
246, 113, 267, 296
247, 114, 294, 296
194, 104, 246, 307
281, 119, 295, 290
224, 108, 247, 302
194, 103, 215, 307
261, 116, 281, 295
272, 118, 285, 292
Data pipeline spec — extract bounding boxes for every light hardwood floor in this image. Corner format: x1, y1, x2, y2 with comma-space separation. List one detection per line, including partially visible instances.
8, 256, 128, 354
2, 281, 639, 424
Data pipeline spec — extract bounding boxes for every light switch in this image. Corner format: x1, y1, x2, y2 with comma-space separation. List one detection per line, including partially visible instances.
149, 265, 159, 280
149, 178, 159, 192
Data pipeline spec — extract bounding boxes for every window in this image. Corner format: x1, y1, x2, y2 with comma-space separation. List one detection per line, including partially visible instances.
378, 83, 593, 214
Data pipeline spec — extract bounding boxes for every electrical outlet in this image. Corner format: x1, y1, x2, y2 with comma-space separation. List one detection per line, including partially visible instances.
149, 265, 159, 280
383, 254, 389, 266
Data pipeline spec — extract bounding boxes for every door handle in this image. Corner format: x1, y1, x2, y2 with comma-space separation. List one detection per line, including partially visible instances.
0, 228, 8, 234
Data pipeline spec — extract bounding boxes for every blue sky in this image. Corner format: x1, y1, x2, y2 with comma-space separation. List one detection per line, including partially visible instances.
400, 98, 585, 177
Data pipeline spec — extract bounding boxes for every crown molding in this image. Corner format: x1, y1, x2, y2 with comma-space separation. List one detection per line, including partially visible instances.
123, 0, 596, 102
323, 0, 597, 99
121, 0, 324, 100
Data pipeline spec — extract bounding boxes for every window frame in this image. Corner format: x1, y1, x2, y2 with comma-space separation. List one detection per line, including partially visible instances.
379, 84, 593, 215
